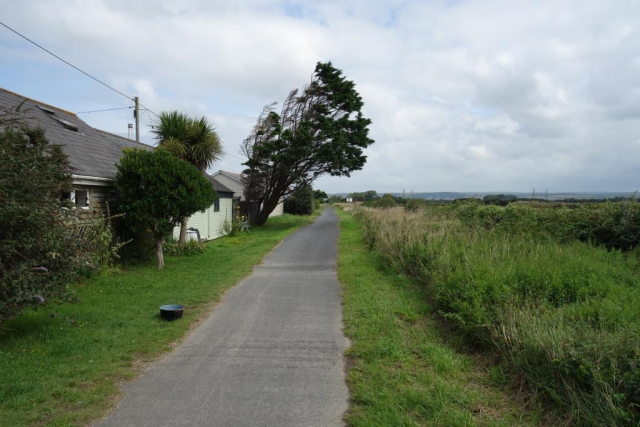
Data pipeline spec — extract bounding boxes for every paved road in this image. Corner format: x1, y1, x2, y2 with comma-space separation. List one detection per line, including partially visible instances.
98, 207, 349, 427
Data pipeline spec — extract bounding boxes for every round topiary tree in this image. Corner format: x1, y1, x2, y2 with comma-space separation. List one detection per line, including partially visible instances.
115, 149, 216, 269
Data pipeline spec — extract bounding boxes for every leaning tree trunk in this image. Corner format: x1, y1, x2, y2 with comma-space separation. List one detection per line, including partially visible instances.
253, 197, 280, 225
178, 216, 188, 245
156, 237, 165, 270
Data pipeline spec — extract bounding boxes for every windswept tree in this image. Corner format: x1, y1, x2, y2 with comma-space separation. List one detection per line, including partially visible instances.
115, 149, 216, 269
152, 111, 223, 244
242, 62, 374, 225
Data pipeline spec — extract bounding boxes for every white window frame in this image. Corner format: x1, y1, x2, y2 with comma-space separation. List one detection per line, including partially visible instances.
67, 190, 90, 210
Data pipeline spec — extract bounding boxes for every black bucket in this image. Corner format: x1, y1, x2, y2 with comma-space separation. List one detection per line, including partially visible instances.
159, 304, 184, 321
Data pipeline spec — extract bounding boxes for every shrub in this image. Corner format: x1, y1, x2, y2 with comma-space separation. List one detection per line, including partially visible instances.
371, 195, 397, 208
115, 149, 216, 269
164, 239, 205, 257
0, 126, 97, 322
405, 198, 427, 212
284, 184, 314, 215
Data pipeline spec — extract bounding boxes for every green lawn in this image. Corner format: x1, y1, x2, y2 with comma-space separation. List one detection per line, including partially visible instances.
337, 210, 546, 426
0, 213, 316, 427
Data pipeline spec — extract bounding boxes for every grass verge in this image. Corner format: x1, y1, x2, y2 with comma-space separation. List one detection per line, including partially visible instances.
0, 213, 317, 427
337, 209, 545, 426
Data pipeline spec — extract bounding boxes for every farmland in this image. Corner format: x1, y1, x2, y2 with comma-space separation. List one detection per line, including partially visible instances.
343, 200, 640, 425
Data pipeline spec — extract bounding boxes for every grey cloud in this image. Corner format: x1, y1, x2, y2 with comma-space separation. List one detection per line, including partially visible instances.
1, 0, 639, 193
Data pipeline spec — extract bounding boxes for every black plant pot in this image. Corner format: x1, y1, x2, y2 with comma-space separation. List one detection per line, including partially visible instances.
159, 304, 184, 321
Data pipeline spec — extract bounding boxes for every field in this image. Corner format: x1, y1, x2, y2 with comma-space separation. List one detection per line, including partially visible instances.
0, 213, 317, 427
343, 200, 640, 426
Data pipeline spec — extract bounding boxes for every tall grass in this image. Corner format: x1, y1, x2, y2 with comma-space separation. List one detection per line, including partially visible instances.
353, 206, 640, 425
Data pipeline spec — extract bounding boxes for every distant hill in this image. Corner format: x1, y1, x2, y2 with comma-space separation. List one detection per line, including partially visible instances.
330, 191, 637, 201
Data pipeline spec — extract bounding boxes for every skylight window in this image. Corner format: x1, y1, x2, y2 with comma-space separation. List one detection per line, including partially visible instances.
37, 105, 79, 132
58, 119, 78, 131
37, 105, 56, 115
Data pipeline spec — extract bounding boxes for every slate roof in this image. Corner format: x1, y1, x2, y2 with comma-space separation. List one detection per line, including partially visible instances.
205, 175, 235, 197
0, 87, 153, 180
214, 170, 244, 183
0, 87, 234, 197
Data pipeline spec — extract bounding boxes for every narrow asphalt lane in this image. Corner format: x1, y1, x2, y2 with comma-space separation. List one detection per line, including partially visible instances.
97, 207, 349, 427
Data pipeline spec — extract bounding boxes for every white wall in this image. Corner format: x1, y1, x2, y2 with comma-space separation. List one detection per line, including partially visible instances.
213, 173, 244, 200
269, 199, 284, 217
172, 197, 233, 241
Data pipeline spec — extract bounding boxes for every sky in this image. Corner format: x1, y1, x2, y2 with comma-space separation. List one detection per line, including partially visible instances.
1, 0, 639, 193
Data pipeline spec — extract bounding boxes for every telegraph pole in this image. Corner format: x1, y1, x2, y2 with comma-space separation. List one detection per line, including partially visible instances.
134, 96, 140, 142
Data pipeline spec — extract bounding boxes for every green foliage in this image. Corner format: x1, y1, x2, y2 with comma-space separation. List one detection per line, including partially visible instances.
284, 184, 315, 215
452, 199, 640, 251
349, 190, 378, 202
242, 61, 374, 225
337, 211, 543, 426
405, 198, 427, 212
313, 189, 328, 202
370, 195, 398, 208
354, 205, 640, 424
0, 126, 106, 323
152, 111, 222, 171
327, 195, 347, 203
482, 194, 517, 206
115, 149, 216, 268
164, 239, 205, 257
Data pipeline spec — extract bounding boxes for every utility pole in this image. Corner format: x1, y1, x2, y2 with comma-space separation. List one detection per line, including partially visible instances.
134, 96, 140, 142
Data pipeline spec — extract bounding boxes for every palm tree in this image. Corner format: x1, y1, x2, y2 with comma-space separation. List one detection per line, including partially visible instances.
152, 111, 223, 244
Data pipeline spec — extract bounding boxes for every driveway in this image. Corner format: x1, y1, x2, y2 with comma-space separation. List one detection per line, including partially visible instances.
98, 207, 349, 427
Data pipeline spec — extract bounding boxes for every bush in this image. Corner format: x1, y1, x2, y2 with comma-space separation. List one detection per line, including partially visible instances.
164, 239, 205, 257
451, 199, 640, 251
115, 149, 216, 269
284, 184, 314, 215
405, 198, 427, 212
371, 195, 397, 208
0, 126, 105, 322
353, 205, 640, 424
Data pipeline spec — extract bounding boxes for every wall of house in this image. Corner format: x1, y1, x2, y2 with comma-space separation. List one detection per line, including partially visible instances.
213, 174, 244, 200
172, 197, 233, 241
269, 199, 284, 217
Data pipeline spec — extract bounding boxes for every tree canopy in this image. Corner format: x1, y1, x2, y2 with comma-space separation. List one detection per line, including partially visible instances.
242, 61, 374, 224
115, 149, 216, 269
152, 111, 223, 244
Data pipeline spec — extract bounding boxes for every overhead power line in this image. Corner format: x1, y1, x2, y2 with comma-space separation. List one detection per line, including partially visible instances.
0, 20, 134, 102
77, 106, 133, 114
1, 20, 160, 137
139, 103, 159, 118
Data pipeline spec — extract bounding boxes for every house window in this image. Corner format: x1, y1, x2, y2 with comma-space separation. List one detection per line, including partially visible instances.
214, 198, 220, 212
62, 190, 90, 209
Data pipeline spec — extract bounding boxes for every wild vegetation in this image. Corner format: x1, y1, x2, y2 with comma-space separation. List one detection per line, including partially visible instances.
349, 199, 640, 425
0, 126, 120, 323
337, 211, 545, 426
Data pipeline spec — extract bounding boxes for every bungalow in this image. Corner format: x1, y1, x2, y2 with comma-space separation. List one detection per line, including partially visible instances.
0, 87, 233, 240
171, 175, 234, 241
211, 170, 284, 218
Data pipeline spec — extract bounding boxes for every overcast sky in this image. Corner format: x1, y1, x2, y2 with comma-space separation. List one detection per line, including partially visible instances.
1, 0, 639, 193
